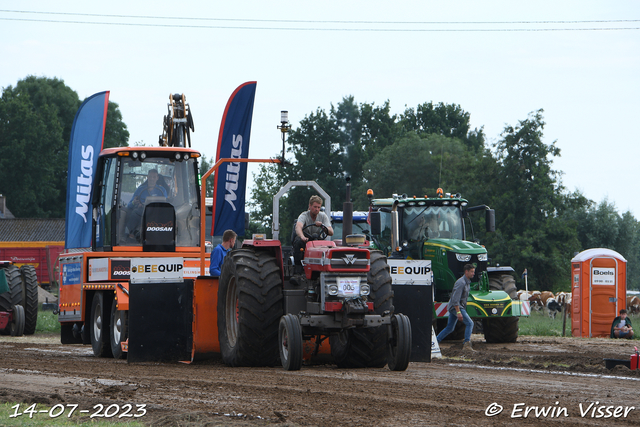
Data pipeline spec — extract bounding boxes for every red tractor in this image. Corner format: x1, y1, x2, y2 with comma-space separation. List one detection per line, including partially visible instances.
217, 223, 412, 371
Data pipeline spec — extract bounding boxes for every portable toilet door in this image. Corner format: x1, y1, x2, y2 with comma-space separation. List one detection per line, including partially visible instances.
571, 248, 627, 338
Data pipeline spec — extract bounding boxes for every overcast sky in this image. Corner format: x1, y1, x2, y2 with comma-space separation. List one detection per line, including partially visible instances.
2, 1, 639, 216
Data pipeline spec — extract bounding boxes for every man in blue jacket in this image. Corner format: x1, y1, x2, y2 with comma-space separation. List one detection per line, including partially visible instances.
210, 230, 237, 277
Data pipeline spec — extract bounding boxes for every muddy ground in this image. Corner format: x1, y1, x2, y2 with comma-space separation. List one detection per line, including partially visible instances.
1, 333, 640, 426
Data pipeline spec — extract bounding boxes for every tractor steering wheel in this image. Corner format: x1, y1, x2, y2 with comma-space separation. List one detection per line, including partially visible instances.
302, 223, 329, 241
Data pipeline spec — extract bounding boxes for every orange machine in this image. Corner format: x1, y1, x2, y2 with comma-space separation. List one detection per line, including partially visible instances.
571, 248, 627, 338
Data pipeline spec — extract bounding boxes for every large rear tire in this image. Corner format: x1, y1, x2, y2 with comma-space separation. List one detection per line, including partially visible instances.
20, 265, 39, 335
330, 251, 394, 368
0, 266, 22, 312
483, 317, 519, 343
218, 249, 284, 367
279, 314, 303, 371
90, 292, 113, 357
488, 273, 518, 299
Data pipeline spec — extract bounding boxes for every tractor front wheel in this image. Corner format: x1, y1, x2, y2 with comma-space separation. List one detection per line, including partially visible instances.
279, 314, 303, 371
9, 305, 25, 336
387, 313, 411, 371
218, 248, 284, 367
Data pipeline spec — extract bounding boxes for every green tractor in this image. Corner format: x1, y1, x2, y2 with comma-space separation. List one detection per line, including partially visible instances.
366, 188, 527, 343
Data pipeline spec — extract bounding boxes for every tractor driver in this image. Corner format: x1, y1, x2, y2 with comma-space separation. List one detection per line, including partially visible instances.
125, 169, 168, 241
292, 195, 334, 274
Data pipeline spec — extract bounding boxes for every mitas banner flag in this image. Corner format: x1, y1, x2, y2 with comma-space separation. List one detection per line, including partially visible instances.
211, 82, 257, 237
65, 91, 109, 249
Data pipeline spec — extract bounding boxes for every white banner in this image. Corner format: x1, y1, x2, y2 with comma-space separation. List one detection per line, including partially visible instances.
387, 259, 432, 286
130, 257, 184, 284
591, 267, 615, 286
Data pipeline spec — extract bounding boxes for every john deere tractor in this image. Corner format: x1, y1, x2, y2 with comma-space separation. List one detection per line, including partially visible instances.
366, 188, 527, 343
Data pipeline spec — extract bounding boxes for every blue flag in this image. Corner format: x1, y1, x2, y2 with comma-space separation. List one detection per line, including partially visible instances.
212, 82, 257, 237
65, 91, 109, 249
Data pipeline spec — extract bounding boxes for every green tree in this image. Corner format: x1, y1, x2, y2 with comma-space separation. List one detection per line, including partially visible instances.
486, 109, 579, 291
400, 101, 485, 152
103, 100, 130, 149
0, 76, 129, 218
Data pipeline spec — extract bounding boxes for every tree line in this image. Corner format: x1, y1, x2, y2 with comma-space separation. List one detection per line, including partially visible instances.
249, 97, 640, 292
1, 77, 636, 291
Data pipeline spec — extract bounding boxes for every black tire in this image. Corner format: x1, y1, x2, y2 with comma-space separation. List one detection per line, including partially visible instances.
388, 313, 411, 371
279, 314, 303, 371
483, 316, 519, 343
109, 301, 128, 359
330, 251, 394, 368
0, 266, 22, 312
488, 273, 518, 299
217, 248, 284, 367
20, 265, 39, 335
90, 292, 113, 357
10, 305, 25, 337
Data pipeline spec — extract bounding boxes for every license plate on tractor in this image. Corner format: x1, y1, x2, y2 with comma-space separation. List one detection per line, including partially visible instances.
337, 277, 360, 297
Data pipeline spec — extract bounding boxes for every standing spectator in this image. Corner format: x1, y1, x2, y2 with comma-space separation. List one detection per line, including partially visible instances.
436, 264, 477, 351
209, 230, 237, 277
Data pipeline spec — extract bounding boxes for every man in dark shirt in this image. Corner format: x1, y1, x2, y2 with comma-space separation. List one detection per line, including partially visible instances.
436, 264, 477, 351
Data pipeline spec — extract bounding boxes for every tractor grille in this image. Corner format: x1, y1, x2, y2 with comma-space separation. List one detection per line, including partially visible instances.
328, 250, 369, 270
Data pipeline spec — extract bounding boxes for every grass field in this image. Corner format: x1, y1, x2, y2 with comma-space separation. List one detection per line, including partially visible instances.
36, 306, 61, 333
518, 310, 571, 337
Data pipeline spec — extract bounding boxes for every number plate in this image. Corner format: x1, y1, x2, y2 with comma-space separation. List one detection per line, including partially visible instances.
337, 277, 360, 296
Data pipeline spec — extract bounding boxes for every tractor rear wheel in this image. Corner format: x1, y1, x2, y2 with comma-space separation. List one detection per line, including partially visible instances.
387, 313, 411, 371
10, 305, 25, 336
488, 273, 518, 299
330, 251, 394, 368
90, 292, 113, 357
279, 314, 303, 371
483, 316, 519, 343
218, 248, 284, 367
20, 265, 39, 335
0, 266, 22, 312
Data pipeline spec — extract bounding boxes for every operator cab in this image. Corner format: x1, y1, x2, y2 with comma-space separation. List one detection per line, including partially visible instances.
93, 147, 202, 251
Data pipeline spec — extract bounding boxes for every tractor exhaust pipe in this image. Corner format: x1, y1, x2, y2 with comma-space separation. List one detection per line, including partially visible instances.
342, 177, 353, 242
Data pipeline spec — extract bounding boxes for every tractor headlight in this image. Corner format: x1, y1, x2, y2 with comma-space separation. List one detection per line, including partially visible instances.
328, 284, 339, 296
360, 284, 370, 296
140, 152, 147, 160
477, 253, 488, 262
456, 253, 471, 262
132, 151, 139, 160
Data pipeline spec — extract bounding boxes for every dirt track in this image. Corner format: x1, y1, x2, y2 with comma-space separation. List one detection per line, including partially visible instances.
2, 333, 640, 426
